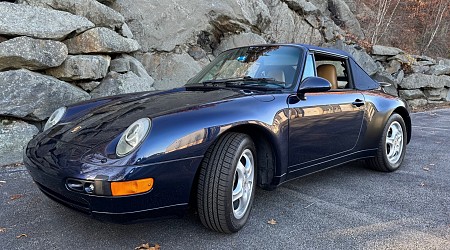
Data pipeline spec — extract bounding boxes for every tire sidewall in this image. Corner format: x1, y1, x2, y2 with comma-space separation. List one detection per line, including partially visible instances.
225, 135, 256, 232
381, 114, 407, 171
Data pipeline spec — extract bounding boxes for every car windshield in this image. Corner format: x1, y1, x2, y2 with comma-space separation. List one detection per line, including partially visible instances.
187, 45, 304, 89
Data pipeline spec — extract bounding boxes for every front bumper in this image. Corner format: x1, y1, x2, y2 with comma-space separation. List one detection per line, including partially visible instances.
24, 154, 203, 223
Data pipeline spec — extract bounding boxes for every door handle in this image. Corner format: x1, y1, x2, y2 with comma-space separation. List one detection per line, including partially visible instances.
352, 99, 365, 107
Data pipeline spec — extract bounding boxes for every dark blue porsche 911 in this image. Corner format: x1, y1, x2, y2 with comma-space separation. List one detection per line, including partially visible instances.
24, 44, 411, 233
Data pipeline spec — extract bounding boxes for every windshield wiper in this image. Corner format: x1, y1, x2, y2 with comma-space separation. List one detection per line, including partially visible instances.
201, 77, 243, 85
201, 76, 285, 88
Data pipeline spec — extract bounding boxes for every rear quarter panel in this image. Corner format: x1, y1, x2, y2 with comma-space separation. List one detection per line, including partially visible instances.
357, 90, 410, 150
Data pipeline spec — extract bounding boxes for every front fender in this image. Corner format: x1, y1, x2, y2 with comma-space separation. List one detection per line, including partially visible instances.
135, 94, 289, 166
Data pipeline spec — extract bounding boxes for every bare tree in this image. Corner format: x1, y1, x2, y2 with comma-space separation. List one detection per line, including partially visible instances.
371, 0, 401, 45
422, 0, 449, 54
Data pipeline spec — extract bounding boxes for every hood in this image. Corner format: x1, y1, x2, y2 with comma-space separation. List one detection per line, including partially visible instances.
49, 87, 270, 147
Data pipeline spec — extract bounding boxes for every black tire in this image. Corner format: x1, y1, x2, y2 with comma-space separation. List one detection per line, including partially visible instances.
197, 132, 256, 233
366, 113, 407, 172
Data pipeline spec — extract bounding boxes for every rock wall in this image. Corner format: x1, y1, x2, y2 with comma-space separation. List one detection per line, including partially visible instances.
0, 0, 154, 165
0, 0, 449, 165
370, 46, 450, 106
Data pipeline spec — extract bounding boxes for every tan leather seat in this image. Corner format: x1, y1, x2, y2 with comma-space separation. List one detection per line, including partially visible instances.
317, 64, 338, 89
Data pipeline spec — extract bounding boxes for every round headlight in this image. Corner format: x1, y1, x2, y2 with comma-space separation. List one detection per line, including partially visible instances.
116, 118, 151, 157
43, 107, 66, 131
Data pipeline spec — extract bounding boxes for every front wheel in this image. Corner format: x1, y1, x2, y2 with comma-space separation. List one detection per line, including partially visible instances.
366, 113, 407, 172
197, 133, 256, 233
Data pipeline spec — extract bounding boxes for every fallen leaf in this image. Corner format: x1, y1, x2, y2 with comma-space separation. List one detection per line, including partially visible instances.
267, 219, 277, 225
135, 243, 160, 250
0, 181, 5, 184
10, 194, 23, 200
0, 228, 6, 233
420, 182, 426, 187
429, 163, 435, 166
16, 234, 27, 239
423, 167, 430, 171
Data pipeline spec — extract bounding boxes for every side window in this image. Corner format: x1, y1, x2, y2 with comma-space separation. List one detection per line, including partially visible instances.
314, 55, 352, 90
301, 54, 316, 81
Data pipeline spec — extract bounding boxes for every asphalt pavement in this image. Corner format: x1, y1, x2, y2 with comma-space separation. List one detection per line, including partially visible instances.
1, 109, 450, 249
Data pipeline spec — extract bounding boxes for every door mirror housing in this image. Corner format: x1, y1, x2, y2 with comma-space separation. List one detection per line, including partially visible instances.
298, 77, 332, 94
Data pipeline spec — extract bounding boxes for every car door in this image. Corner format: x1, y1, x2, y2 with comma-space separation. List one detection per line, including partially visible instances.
288, 53, 365, 171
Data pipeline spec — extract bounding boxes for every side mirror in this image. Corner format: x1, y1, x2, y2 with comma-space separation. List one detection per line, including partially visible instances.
298, 77, 332, 94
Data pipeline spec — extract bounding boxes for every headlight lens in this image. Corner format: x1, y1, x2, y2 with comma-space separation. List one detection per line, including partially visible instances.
116, 118, 151, 157
43, 107, 66, 131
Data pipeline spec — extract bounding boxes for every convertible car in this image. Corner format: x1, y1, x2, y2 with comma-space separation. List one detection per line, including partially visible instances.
24, 44, 411, 233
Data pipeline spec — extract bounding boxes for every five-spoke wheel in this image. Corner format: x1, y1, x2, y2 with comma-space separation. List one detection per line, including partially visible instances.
385, 121, 404, 165
197, 133, 256, 233
366, 113, 407, 172
232, 149, 255, 220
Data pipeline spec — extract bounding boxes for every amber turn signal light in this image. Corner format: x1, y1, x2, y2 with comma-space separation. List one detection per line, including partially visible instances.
110, 178, 154, 196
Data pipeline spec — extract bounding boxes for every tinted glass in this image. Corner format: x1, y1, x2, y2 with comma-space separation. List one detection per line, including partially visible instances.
349, 58, 379, 90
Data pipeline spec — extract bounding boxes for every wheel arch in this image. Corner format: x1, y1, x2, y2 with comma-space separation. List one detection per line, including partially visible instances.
189, 123, 280, 208
226, 124, 280, 190
392, 106, 411, 144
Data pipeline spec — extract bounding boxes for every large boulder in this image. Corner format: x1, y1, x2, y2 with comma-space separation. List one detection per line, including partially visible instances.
0, 119, 38, 166
0, 2, 94, 40
0, 69, 90, 121
140, 52, 202, 90
0, 36, 68, 71
110, 0, 271, 52
399, 73, 450, 89
90, 54, 154, 97
64, 27, 140, 54
423, 88, 449, 101
372, 45, 404, 56
328, 0, 364, 39
90, 71, 154, 98
17, 0, 125, 29
46, 55, 111, 81
119, 54, 154, 84
399, 89, 426, 100
263, 0, 324, 44
214, 33, 266, 55
427, 65, 450, 76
